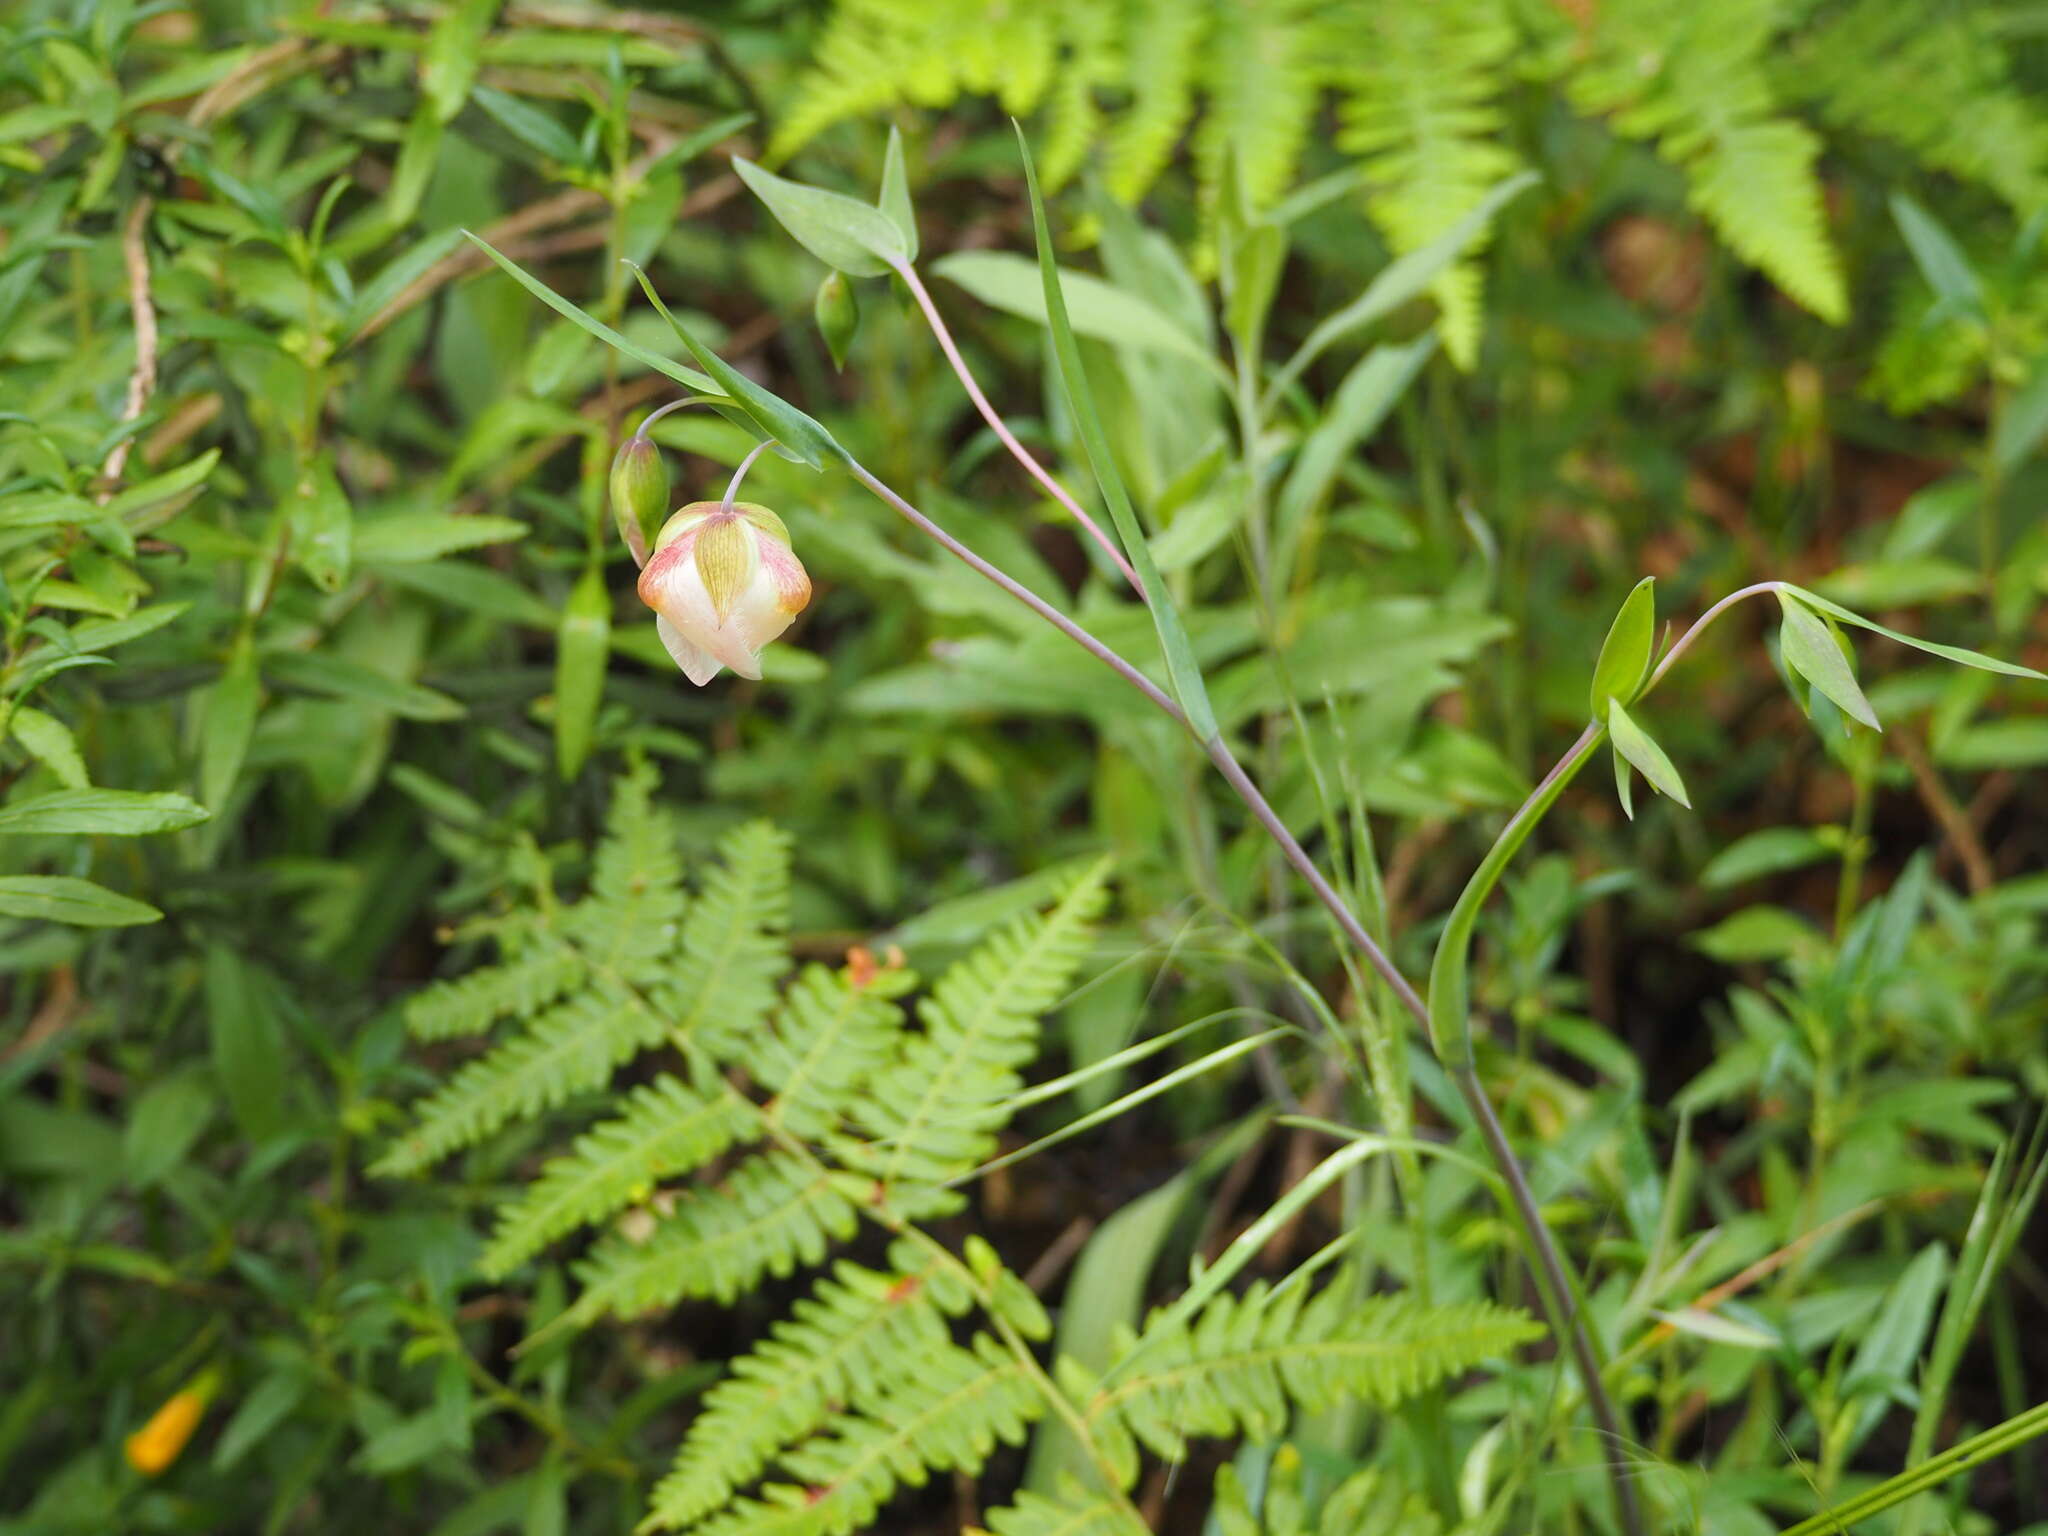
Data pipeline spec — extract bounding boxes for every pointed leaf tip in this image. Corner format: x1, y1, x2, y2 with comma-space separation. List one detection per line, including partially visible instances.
1777, 593, 1881, 731
1608, 699, 1691, 808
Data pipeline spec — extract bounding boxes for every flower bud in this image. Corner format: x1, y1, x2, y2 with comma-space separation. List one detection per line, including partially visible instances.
608, 435, 668, 560
814, 271, 859, 370
124, 1370, 220, 1476
636, 501, 811, 685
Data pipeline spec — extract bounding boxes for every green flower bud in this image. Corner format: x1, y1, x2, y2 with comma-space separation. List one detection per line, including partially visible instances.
814, 271, 859, 370
608, 435, 668, 562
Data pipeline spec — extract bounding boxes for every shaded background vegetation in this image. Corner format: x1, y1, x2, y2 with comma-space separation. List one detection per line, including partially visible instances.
4, 1, 2047, 1532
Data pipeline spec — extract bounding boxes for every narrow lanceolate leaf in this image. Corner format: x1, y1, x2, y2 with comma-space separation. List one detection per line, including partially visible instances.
935, 252, 1218, 371
201, 633, 260, 810
732, 156, 907, 278
1782, 584, 2048, 681
1016, 128, 1219, 745
462, 233, 721, 397
1606, 699, 1690, 809
7, 706, 88, 789
0, 789, 208, 836
480, 1076, 757, 1278
1590, 576, 1656, 720
878, 126, 918, 261
554, 563, 610, 780
624, 263, 841, 470
1777, 593, 1880, 730
0, 876, 160, 927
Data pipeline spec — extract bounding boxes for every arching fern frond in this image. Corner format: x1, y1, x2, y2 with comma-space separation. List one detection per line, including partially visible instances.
564, 1149, 859, 1326
478, 1075, 758, 1280
1789, 0, 2048, 212
679, 1334, 1043, 1536
648, 820, 792, 1061
403, 924, 583, 1042
1545, 0, 1846, 322
977, 1486, 1152, 1536
1192, 0, 1320, 216
1077, 1283, 1542, 1470
371, 983, 659, 1177
734, 959, 918, 1139
647, 1242, 974, 1529
1328, 0, 1521, 366
849, 859, 1111, 1211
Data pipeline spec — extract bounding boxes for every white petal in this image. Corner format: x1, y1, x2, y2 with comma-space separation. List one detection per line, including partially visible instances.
656, 616, 722, 685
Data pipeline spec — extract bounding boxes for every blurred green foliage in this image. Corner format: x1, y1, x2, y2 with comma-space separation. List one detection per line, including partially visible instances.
4, 2, 2048, 1533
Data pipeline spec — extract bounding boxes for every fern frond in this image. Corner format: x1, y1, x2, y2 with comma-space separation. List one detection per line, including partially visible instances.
1100, 0, 1205, 202
371, 984, 655, 1177
566, 762, 688, 980
478, 1076, 758, 1279
1557, 0, 1846, 322
404, 928, 584, 1042
1192, 0, 1320, 214
770, 0, 1062, 165
850, 860, 1111, 1209
648, 820, 792, 1060
1330, 0, 1521, 366
1081, 1283, 1541, 1464
563, 1149, 858, 1327
978, 1486, 1152, 1536
1790, 0, 2048, 211
671, 1335, 1042, 1536
647, 1242, 974, 1528
744, 962, 917, 1141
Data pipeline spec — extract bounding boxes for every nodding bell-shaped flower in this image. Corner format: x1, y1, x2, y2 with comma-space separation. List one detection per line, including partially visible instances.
637, 501, 811, 685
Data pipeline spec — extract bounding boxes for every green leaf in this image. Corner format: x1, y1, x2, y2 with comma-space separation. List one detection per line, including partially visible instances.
0, 876, 160, 927
1269, 172, 1538, 403
212, 1372, 310, 1472
206, 944, 288, 1143
462, 233, 721, 395
202, 634, 262, 810
1611, 739, 1634, 822
731, 156, 908, 278
1889, 193, 1982, 315
1994, 353, 2048, 472
0, 789, 208, 836
264, 650, 464, 722
289, 460, 353, 593
555, 564, 610, 780
352, 512, 528, 564
879, 126, 918, 261
422, 0, 502, 122
123, 1071, 216, 1188
1934, 718, 2048, 771
1691, 906, 1821, 964
7, 705, 89, 789
1700, 827, 1837, 888
934, 251, 1220, 373
103, 449, 220, 521
1589, 577, 1655, 719
1017, 128, 1218, 744
471, 84, 583, 167
1782, 584, 2048, 681
623, 263, 841, 470
1606, 699, 1690, 808
1777, 593, 1880, 730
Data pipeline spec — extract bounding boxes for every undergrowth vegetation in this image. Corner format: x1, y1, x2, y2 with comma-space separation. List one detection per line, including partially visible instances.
4, 3, 2048, 1535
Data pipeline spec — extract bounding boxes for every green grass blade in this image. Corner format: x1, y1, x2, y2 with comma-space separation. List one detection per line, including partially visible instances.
1015, 124, 1220, 745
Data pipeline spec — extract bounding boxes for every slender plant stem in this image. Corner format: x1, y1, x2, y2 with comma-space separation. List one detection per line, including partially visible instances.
892, 263, 1142, 591
846, 453, 1647, 1536
721, 439, 771, 509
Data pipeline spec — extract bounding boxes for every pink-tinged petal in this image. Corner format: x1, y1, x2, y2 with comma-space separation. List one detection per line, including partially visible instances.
656, 615, 722, 685
758, 539, 812, 615
637, 538, 692, 613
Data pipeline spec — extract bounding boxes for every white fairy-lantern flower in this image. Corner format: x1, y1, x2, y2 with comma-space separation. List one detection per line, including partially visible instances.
636, 500, 811, 684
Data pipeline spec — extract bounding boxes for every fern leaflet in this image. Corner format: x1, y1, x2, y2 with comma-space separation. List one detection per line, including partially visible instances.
647, 1241, 974, 1528
564, 1149, 859, 1325
479, 1075, 758, 1279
